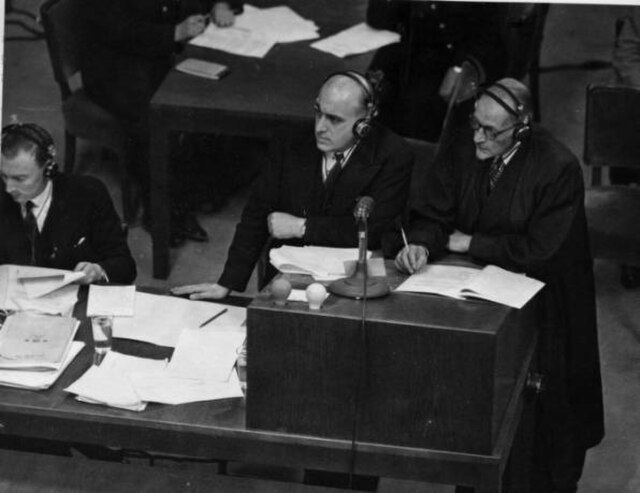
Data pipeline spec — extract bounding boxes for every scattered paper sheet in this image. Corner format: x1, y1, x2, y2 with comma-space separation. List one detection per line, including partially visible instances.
311, 22, 400, 58
112, 293, 246, 347
168, 329, 245, 382
0, 265, 79, 315
0, 342, 84, 390
129, 368, 243, 405
190, 25, 276, 58
87, 285, 136, 317
395, 264, 480, 299
17, 266, 84, 299
234, 5, 319, 43
66, 352, 167, 412
270, 246, 371, 280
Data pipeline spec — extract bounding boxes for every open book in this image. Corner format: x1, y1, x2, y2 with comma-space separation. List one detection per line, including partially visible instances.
395, 264, 545, 309
0, 312, 79, 371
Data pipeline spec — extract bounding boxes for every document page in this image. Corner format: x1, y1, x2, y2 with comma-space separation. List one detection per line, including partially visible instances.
311, 22, 400, 58
87, 285, 136, 317
395, 264, 481, 299
269, 245, 370, 280
461, 265, 545, 309
113, 293, 246, 347
190, 24, 276, 58
17, 265, 84, 299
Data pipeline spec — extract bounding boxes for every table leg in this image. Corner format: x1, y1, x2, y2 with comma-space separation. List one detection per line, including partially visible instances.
150, 115, 171, 279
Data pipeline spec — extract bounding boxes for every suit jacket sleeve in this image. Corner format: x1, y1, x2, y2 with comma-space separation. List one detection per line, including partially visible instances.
218, 154, 282, 292
303, 134, 414, 249
88, 180, 137, 284
469, 153, 584, 275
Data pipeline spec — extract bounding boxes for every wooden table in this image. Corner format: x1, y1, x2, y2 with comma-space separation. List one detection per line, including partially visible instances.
0, 276, 537, 492
149, 2, 373, 278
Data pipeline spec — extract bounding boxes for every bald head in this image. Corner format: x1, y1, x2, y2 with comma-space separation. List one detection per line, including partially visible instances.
480, 78, 533, 123
314, 74, 370, 153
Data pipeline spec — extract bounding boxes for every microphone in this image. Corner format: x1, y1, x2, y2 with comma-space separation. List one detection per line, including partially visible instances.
354, 196, 374, 222
328, 196, 389, 299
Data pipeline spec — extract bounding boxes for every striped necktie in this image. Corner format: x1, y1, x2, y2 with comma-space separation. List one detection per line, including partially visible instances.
488, 157, 506, 193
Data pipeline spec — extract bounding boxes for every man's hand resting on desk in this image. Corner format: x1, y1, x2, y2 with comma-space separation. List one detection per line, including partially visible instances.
395, 244, 429, 274
268, 212, 306, 240
447, 230, 472, 253
74, 262, 107, 285
171, 283, 230, 300
212, 2, 235, 27
174, 15, 207, 42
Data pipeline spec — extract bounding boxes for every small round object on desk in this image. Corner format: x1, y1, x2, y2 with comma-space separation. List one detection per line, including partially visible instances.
306, 283, 327, 310
271, 278, 292, 306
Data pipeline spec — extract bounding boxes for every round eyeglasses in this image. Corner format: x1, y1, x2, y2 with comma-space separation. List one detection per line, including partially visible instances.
468, 114, 518, 140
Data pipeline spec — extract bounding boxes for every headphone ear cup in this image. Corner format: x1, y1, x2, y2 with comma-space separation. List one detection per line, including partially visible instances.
44, 161, 58, 177
512, 122, 531, 142
353, 118, 372, 140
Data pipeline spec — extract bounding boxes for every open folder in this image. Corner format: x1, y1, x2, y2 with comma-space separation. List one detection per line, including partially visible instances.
395, 264, 545, 309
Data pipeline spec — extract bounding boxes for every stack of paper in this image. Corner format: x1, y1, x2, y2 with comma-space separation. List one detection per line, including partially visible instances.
395, 264, 545, 309
0, 342, 84, 390
0, 265, 80, 315
0, 312, 82, 390
65, 352, 168, 412
87, 285, 136, 317
269, 245, 371, 281
311, 22, 400, 58
112, 293, 245, 347
189, 4, 318, 58
0, 312, 80, 370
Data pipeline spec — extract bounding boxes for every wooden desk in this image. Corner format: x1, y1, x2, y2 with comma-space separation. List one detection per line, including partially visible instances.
149, 3, 372, 278
0, 278, 537, 493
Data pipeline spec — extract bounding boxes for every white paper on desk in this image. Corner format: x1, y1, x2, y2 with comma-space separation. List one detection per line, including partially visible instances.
270, 246, 370, 279
65, 352, 167, 412
17, 265, 84, 299
460, 265, 545, 309
311, 22, 400, 58
0, 342, 84, 391
235, 5, 319, 43
129, 368, 243, 405
395, 264, 480, 299
0, 265, 78, 315
87, 285, 136, 317
112, 293, 246, 348
168, 329, 245, 382
190, 24, 276, 58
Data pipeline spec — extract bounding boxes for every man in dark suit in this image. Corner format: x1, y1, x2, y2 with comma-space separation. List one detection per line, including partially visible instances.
80, 0, 243, 246
172, 71, 414, 299
0, 123, 136, 284
396, 79, 604, 492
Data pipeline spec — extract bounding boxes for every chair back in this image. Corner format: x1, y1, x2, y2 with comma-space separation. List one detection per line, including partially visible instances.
40, 0, 82, 100
584, 84, 640, 185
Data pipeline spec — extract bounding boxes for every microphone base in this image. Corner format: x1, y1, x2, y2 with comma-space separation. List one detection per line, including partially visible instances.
328, 276, 390, 300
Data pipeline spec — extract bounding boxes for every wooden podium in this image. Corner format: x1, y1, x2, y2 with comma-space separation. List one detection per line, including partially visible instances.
246, 272, 537, 455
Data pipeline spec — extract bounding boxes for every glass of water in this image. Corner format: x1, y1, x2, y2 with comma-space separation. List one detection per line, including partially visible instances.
91, 315, 113, 363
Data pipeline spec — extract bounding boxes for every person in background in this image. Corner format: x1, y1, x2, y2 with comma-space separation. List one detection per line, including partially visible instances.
172, 71, 414, 300
611, 6, 640, 288
365, 0, 507, 140
0, 123, 136, 284
80, 0, 243, 247
396, 79, 604, 493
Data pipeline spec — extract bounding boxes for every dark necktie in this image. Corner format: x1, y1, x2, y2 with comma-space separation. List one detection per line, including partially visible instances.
24, 200, 39, 265
324, 152, 344, 189
488, 157, 506, 193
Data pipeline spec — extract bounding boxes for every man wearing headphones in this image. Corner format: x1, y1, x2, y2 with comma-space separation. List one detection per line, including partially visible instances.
396, 79, 604, 492
0, 123, 136, 284
172, 71, 414, 299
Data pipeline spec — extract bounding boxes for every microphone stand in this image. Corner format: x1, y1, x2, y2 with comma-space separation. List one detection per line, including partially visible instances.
328, 216, 390, 299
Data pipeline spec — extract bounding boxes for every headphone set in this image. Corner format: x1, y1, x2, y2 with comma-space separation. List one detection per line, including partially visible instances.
1, 123, 59, 177
478, 82, 531, 142
324, 71, 379, 140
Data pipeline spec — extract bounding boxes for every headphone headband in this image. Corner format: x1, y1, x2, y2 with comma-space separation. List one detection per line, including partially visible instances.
1, 123, 58, 175
480, 82, 525, 118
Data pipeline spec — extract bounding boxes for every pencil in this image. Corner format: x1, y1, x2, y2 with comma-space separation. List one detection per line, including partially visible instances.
400, 226, 409, 249
199, 308, 228, 328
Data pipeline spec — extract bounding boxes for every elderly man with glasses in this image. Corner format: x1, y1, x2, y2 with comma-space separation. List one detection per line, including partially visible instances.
395, 78, 604, 492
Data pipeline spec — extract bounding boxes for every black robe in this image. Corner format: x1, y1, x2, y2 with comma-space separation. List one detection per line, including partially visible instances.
408, 125, 604, 485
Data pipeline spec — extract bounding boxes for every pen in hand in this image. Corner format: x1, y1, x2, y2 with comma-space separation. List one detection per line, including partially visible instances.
199, 308, 228, 328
